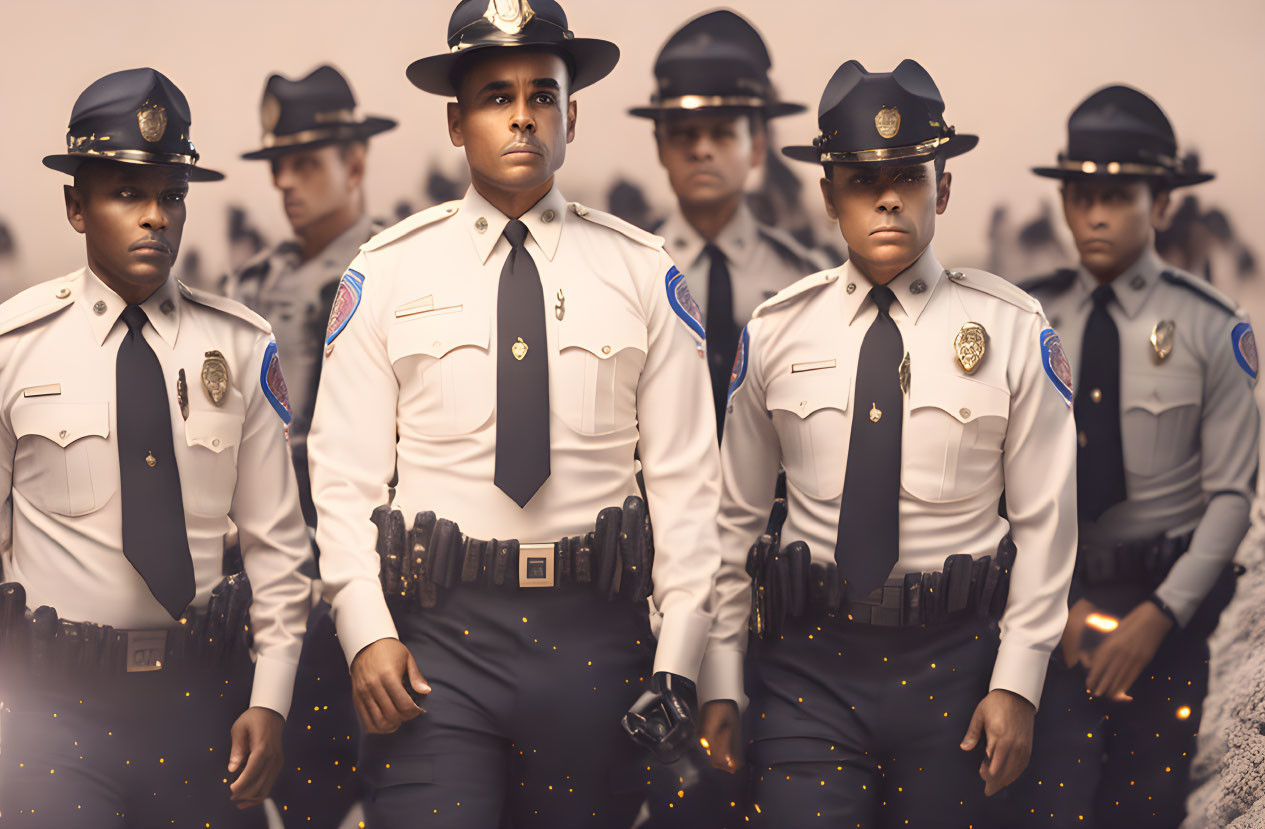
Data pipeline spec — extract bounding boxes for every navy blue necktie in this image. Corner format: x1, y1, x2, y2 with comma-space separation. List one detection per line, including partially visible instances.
1075, 284, 1127, 521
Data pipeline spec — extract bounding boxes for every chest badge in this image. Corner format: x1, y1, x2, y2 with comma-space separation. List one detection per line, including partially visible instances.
954, 322, 988, 374
1150, 319, 1176, 363
512, 337, 529, 361
898, 351, 911, 395
555, 289, 566, 321
201, 350, 230, 406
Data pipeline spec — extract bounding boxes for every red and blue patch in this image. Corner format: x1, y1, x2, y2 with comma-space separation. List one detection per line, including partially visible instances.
1232, 321, 1257, 379
726, 326, 750, 408
325, 268, 365, 346
260, 341, 292, 425
666, 266, 705, 342
1040, 328, 1073, 406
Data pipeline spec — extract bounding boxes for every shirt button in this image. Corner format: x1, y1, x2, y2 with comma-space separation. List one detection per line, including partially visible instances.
959, 408, 971, 419
542, 210, 556, 223
846, 283, 857, 294
212, 439, 221, 448
911, 280, 926, 294
93, 301, 107, 315
55, 287, 71, 299
601, 345, 611, 355
59, 429, 67, 439
1091, 388, 1102, 403
475, 218, 488, 233
1131, 275, 1146, 291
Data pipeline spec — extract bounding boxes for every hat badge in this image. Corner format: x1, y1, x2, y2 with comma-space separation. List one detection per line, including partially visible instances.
874, 107, 901, 140
137, 104, 168, 143
484, 0, 535, 34
260, 93, 281, 133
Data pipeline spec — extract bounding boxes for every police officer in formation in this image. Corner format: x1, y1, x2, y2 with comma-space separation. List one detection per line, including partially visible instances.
628, 9, 830, 433
0, 69, 312, 826
707, 59, 1079, 826
1004, 85, 1258, 828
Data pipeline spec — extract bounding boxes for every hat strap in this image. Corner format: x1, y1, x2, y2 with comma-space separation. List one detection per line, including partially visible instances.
68, 148, 201, 167
820, 135, 949, 164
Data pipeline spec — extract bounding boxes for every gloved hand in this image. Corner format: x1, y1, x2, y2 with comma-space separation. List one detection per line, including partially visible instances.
621, 671, 699, 764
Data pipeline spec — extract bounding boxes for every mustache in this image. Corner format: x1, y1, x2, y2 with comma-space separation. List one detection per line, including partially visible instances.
129, 234, 172, 255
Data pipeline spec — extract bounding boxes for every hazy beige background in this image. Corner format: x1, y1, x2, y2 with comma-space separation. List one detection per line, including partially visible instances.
2, 0, 1262, 299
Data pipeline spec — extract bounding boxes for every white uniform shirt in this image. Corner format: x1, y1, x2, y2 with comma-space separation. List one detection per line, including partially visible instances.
0, 269, 312, 717
1024, 247, 1259, 625
707, 248, 1078, 708
309, 185, 721, 681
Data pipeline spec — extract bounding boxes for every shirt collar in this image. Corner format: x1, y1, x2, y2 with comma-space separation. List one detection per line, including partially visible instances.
660, 202, 760, 271
841, 246, 945, 326
313, 212, 375, 272
464, 184, 567, 265
82, 267, 181, 348
1075, 246, 1165, 320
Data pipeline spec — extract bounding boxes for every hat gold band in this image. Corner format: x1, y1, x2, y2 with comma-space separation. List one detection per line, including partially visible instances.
260, 123, 365, 149
819, 135, 949, 164
653, 94, 768, 110
66, 148, 201, 167
1055, 159, 1173, 177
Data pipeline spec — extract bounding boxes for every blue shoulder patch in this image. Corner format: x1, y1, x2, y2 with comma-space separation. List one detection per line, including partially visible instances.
260, 341, 293, 425
1233, 321, 1258, 379
726, 326, 750, 409
325, 268, 365, 346
1040, 328, 1073, 406
665, 266, 705, 341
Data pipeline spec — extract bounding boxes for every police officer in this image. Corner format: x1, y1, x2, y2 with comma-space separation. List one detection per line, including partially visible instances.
0, 68, 312, 827
703, 60, 1079, 826
1003, 85, 1258, 829
629, 10, 829, 432
306, 1, 720, 827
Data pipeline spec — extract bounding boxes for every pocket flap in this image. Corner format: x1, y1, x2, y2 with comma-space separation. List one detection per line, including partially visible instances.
767, 366, 850, 419
1125, 373, 1201, 415
388, 311, 490, 362
558, 312, 647, 359
909, 373, 1010, 423
184, 409, 244, 453
12, 401, 109, 447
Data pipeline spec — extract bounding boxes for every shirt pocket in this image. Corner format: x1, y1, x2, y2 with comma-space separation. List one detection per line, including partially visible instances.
555, 313, 648, 435
1122, 372, 1201, 477
11, 400, 117, 517
904, 373, 1010, 503
181, 407, 245, 517
767, 365, 851, 500
388, 312, 493, 437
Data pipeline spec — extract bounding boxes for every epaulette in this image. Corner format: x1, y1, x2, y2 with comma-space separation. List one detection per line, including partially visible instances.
1160, 269, 1239, 316
753, 270, 837, 318
947, 268, 1041, 313
362, 201, 461, 252
568, 203, 664, 250
757, 224, 833, 273
1018, 268, 1078, 296
0, 275, 77, 337
177, 280, 272, 333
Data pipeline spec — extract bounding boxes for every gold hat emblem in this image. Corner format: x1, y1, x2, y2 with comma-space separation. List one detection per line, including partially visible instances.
874, 106, 901, 140
485, 0, 535, 34
954, 322, 988, 374
512, 337, 529, 361
1150, 319, 1176, 363
137, 104, 167, 143
261, 92, 281, 133
201, 350, 230, 406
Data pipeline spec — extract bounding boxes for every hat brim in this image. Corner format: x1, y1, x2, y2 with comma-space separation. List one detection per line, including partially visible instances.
628, 100, 807, 120
1031, 166, 1215, 188
43, 153, 225, 182
240, 116, 399, 160
781, 133, 979, 166
406, 39, 620, 97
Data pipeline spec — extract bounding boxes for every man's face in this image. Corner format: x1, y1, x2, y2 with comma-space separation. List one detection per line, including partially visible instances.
269, 144, 364, 233
1060, 178, 1168, 278
448, 49, 576, 195
654, 111, 764, 209
819, 161, 949, 279
65, 161, 188, 294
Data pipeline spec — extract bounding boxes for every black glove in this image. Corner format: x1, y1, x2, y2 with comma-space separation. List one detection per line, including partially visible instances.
621, 671, 698, 764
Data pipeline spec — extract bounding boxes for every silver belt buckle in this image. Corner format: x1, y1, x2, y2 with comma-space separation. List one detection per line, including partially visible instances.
125, 629, 168, 673
519, 543, 556, 588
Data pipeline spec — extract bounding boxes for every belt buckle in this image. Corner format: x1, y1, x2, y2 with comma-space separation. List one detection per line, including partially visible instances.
519, 543, 556, 588
125, 629, 167, 673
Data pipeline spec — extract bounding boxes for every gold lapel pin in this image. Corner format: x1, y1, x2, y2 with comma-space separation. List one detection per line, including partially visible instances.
954, 322, 988, 374
869, 402, 882, 423
1150, 320, 1176, 363
512, 337, 529, 361
898, 352, 911, 396
555, 289, 566, 321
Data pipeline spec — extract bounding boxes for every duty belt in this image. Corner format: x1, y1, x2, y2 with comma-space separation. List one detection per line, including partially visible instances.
0, 572, 253, 679
374, 495, 654, 611
1076, 531, 1194, 589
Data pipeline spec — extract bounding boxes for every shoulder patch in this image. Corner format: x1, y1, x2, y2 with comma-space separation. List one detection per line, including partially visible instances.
0, 275, 77, 337
756, 225, 833, 273
259, 340, 292, 425
1040, 328, 1074, 406
325, 269, 365, 346
1160, 270, 1238, 316
1232, 321, 1257, 379
753, 271, 837, 318
1018, 268, 1077, 297
361, 201, 461, 252
177, 281, 272, 333
949, 268, 1042, 313
666, 266, 705, 341
568, 203, 664, 250
727, 326, 751, 408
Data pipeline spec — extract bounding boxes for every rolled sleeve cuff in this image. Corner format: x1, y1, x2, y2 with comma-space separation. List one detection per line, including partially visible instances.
249, 654, 299, 720
330, 579, 399, 667
651, 606, 710, 682
698, 645, 747, 710
989, 643, 1052, 710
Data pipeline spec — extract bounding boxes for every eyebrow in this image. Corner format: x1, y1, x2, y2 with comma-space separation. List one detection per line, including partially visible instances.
474, 77, 561, 97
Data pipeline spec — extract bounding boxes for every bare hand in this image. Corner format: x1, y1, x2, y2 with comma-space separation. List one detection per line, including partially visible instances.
1083, 600, 1172, 700
960, 689, 1035, 797
1060, 598, 1098, 668
350, 637, 430, 734
698, 700, 742, 773
227, 706, 284, 809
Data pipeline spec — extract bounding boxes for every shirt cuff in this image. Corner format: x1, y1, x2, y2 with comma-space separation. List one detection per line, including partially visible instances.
330, 579, 399, 666
651, 605, 710, 682
249, 654, 299, 720
697, 644, 747, 710
989, 642, 1052, 710
1151, 583, 1198, 628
